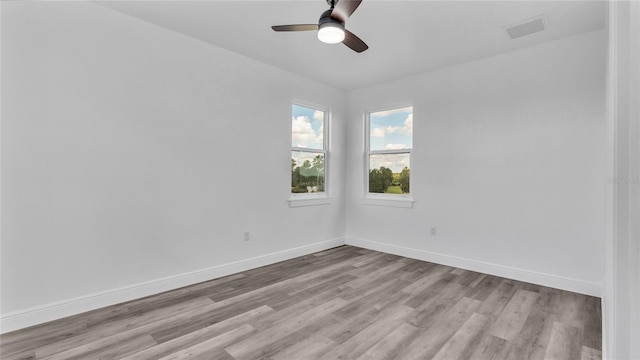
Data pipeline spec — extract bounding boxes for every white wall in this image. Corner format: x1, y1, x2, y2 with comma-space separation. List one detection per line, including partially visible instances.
0, 1, 347, 327
0, 0, 613, 337
346, 30, 607, 295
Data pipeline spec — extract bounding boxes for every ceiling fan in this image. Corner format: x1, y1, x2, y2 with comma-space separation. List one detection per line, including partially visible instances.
271, 0, 369, 53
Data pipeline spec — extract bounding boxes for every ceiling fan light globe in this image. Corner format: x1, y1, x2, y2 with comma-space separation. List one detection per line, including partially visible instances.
318, 24, 345, 44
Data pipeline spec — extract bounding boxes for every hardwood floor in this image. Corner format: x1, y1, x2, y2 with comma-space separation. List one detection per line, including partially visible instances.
0, 246, 602, 360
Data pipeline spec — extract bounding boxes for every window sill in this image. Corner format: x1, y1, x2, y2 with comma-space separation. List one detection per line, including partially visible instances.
362, 196, 414, 208
288, 196, 332, 208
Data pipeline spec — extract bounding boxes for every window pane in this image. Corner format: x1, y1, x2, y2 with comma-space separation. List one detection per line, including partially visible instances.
369, 106, 413, 151
369, 153, 410, 194
292, 104, 324, 150
291, 151, 324, 193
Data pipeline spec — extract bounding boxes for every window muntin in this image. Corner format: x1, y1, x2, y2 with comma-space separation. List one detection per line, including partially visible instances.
291, 104, 326, 195
367, 106, 412, 195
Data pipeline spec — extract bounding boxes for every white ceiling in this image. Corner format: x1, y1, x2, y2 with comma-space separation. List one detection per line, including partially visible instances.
96, 0, 606, 90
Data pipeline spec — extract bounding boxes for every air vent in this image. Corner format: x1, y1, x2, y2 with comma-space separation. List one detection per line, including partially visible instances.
505, 16, 546, 39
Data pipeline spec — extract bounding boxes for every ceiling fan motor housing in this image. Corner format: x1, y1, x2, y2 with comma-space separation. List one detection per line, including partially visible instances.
319, 9, 345, 31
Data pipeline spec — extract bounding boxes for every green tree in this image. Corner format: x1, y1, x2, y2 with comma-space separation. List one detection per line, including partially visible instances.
291, 167, 300, 187
291, 159, 297, 187
300, 160, 313, 178
399, 167, 410, 193
381, 167, 393, 190
312, 155, 324, 189
297, 160, 312, 189
369, 169, 383, 193
369, 166, 394, 193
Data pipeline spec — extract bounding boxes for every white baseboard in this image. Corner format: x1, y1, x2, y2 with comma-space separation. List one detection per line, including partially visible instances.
345, 237, 603, 297
2, 236, 603, 334
0, 238, 345, 334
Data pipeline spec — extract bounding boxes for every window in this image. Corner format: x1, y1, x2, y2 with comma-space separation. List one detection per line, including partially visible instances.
291, 103, 327, 196
366, 106, 412, 196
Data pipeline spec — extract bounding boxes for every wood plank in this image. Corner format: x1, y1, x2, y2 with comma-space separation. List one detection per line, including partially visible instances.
40, 334, 157, 360
334, 277, 411, 320
224, 298, 347, 360
149, 289, 291, 344
0, 349, 36, 360
270, 334, 335, 360
343, 258, 412, 289
124, 273, 246, 314
403, 274, 457, 309
249, 286, 344, 332
351, 252, 387, 268
581, 346, 602, 360
355, 322, 420, 360
120, 305, 274, 360
402, 264, 453, 295
467, 333, 508, 360
323, 290, 410, 345
396, 297, 483, 360
488, 289, 540, 340
544, 321, 582, 360
157, 324, 256, 360
431, 312, 488, 360
34, 297, 215, 358
0, 321, 88, 358
468, 273, 488, 288
409, 281, 467, 329
476, 279, 519, 321
556, 290, 588, 328
465, 274, 502, 301
582, 296, 602, 350
318, 305, 416, 360
496, 308, 557, 360
231, 314, 340, 359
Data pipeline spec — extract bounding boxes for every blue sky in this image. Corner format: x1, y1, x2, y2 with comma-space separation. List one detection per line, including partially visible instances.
370, 106, 413, 151
291, 104, 412, 173
292, 105, 325, 170
292, 104, 323, 149
369, 107, 413, 173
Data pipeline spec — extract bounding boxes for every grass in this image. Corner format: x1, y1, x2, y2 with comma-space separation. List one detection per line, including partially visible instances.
385, 185, 403, 194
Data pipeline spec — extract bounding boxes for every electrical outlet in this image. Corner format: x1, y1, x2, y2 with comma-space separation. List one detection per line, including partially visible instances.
430, 227, 437, 236
243, 230, 251, 241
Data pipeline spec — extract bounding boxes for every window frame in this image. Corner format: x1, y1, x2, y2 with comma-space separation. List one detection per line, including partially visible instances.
364, 104, 414, 205
289, 100, 331, 205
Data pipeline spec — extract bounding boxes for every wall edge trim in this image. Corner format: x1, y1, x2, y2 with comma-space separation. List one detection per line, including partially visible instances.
345, 237, 603, 297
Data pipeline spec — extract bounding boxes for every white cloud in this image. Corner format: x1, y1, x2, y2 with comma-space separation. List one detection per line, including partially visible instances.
385, 143, 407, 150
388, 114, 413, 135
293, 151, 322, 165
384, 126, 401, 134
369, 153, 410, 173
313, 110, 324, 122
371, 128, 385, 137
292, 116, 322, 148
374, 114, 413, 137
403, 113, 413, 134
371, 107, 412, 117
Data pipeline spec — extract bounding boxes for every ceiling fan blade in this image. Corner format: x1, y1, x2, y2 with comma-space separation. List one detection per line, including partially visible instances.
330, 0, 362, 23
272, 24, 319, 32
342, 29, 368, 53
